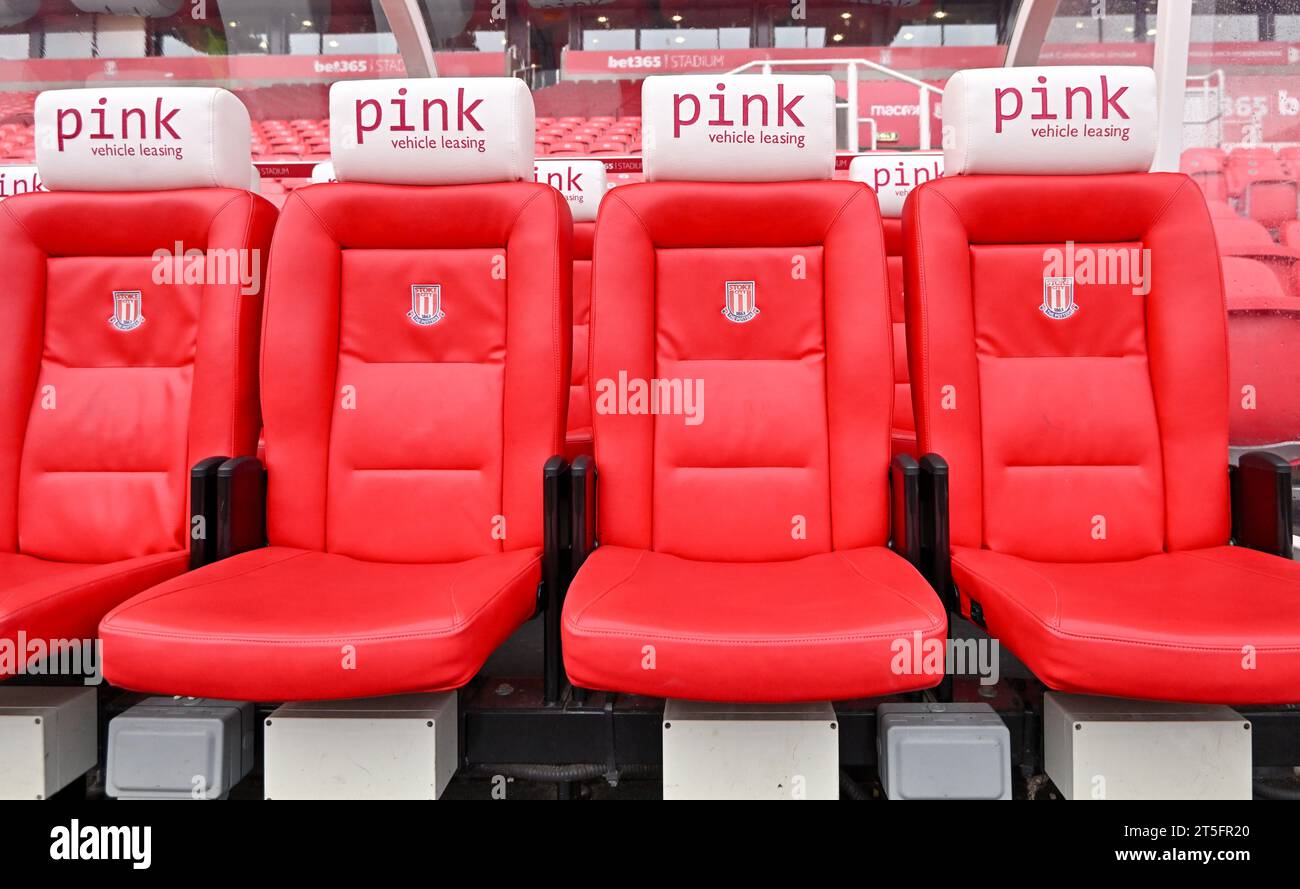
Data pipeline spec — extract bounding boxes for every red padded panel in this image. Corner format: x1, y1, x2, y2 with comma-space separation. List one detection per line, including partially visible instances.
0, 190, 274, 562
330, 248, 507, 562
590, 181, 894, 557
969, 243, 1164, 561
566, 221, 595, 457
101, 545, 540, 700
563, 544, 945, 702
905, 173, 1231, 556
653, 245, 829, 560
952, 545, 1300, 703
261, 182, 571, 560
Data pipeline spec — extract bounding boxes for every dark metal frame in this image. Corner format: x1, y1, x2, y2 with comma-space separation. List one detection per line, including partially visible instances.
188, 456, 228, 569
1232, 449, 1295, 559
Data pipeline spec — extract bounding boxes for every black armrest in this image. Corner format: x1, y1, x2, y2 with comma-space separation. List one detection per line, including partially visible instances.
216, 456, 267, 561
570, 454, 598, 573
1231, 451, 1294, 559
890, 454, 921, 568
542, 455, 569, 705
189, 456, 228, 569
918, 454, 955, 612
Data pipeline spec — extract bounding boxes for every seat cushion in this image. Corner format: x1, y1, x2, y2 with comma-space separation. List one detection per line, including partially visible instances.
100, 546, 541, 701
1, 551, 188, 676
952, 545, 1300, 703
562, 545, 945, 702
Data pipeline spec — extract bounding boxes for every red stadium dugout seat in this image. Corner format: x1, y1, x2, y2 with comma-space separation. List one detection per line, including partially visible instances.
849, 152, 945, 459
1222, 258, 1300, 449
905, 66, 1300, 704
1180, 147, 1227, 201
100, 78, 572, 701
562, 75, 946, 703
535, 159, 608, 459
1213, 216, 1300, 296
0, 87, 273, 673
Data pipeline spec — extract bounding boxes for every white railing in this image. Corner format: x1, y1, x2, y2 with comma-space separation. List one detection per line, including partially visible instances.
726, 57, 943, 152
1184, 68, 1225, 149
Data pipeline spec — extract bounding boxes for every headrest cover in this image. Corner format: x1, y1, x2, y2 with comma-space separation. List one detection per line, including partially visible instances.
310, 161, 337, 184
330, 78, 534, 185
535, 159, 606, 222
848, 152, 944, 217
943, 66, 1157, 176
0, 165, 44, 198
35, 87, 252, 191
642, 75, 836, 182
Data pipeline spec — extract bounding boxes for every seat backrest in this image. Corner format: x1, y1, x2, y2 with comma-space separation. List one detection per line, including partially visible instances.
1222, 256, 1286, 302
592, 74, 893, 561
905, 66, 1231, 562
262, 78, 571, 563
849, 152, 945, 459
535, 159, 608, 457
1213, 216, 1276, 248
1, 87, 274, 563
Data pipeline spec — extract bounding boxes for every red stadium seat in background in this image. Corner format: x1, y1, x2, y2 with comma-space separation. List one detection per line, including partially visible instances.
1213, 216, 1300, 295
849, 152, 945, 459
1223, 255, 1288, 301
562, 75, 945, 703
535, 159, 608, 459
0, 88, 274, 666
100, 78, 572, 701
1222, 257, 1300, 451
1204, 199, 1238, 218
1181, 146, 1228, 201
906, 67, 1300, 704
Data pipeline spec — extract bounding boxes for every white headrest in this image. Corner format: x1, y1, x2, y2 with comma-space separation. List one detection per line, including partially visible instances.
0, 165, 44, 200
330, 78, 534, 185
849, 152, 944, 217
943, 66, 1157, 176
35, 87, 252, 191
642, 75, 836, 183
247, 165, 261, 194
310, 161, 337, 184
534, 159, 606, 222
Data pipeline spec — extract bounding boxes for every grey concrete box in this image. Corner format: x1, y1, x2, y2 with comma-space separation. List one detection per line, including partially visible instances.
264, 693, 458, 800
877, 702, 1011, 800
662, 700, 839, 800
0, 686, 97, 800
1044, 693, 1251, 800
107, 696, 255, 799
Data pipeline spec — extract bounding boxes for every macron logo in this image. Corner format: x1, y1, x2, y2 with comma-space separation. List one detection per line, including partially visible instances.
994, 74, 1129, 133
50, 820, 151, 870
672, 82, 805, 138
355, 87, 484, 144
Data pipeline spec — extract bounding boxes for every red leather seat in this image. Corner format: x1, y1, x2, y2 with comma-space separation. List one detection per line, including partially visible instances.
906, 66, 1300, 704
950, 546, 1300, 703
99, 546, 541, 701
562, 75, 945, 703
534, 159, 607, 459
567, 220, 596, 458
884, 218, 917, 458
1223, 258, 1300, 448
101, 78, 571, 701
849, 153, 945, 460
0, 88, 273, 670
